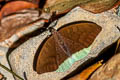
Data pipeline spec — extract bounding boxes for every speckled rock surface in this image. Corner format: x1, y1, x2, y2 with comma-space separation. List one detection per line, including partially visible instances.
89, 53, 120, 80
9, 7, 120, 80
0, 47, 14, 80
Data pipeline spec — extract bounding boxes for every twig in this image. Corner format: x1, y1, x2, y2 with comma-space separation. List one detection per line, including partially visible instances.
0, 63, 24, 80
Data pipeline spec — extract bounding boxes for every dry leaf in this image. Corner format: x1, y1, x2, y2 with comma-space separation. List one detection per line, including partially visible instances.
0, 1, 38, 19
80, 0, 118, 13
68, 60, 103, 80
44, 0, 68, 8
89, 53, 120, 80
0, 9, 41, 42
43, 0, 90, 15
43, 0, 119, 14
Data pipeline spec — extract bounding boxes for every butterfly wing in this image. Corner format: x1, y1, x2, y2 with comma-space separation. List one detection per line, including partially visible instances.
55, 23, 101, 72
36, 36, 58, 74
58, 23, 101, 54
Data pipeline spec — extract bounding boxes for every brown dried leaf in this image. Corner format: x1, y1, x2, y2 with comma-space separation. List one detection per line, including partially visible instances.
0, 1, 38, 19
80, 0, 119, 13
43, 0, 119, 14
89, 53, 120, 80
44, 0, 67, 8
0, 9, 41, 42
43, 0, 90, 15
68, 60, 103, 80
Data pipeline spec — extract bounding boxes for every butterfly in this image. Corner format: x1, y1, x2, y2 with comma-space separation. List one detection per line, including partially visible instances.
35, 21, 102, 74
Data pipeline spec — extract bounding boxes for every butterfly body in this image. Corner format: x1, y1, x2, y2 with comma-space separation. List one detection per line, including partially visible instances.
51, 28, 71, 57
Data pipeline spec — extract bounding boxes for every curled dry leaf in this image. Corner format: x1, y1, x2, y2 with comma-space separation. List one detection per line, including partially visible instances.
89, 53, 120, 80
0, 1, 38, 19
80, 0, 119, 13
43, 0, 90, 15
43, 0, 119, 14
0, 9, 41, 42
68, 60, 103, 80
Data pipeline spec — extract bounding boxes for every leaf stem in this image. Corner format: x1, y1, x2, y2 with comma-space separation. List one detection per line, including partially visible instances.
0, 63, 24, 80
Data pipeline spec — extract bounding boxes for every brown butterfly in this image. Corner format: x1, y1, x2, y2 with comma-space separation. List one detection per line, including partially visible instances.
35, 22, 102, 74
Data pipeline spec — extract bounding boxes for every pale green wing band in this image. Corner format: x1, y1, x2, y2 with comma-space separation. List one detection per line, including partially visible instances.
56, 46, 91, 72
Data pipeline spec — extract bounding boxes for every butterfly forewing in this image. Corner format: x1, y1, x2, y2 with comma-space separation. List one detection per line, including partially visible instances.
58, 23, 101, 52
